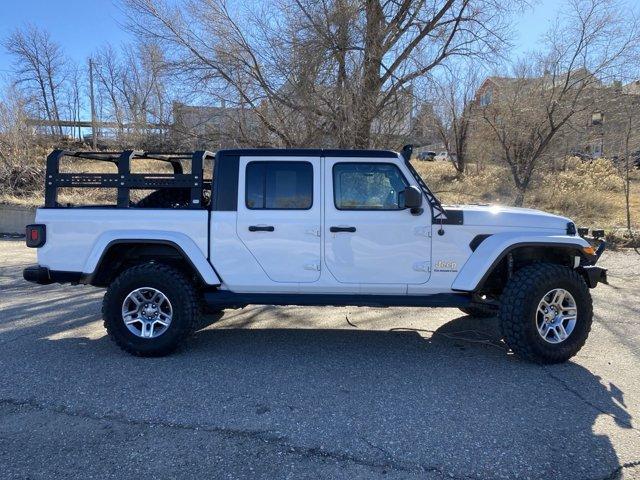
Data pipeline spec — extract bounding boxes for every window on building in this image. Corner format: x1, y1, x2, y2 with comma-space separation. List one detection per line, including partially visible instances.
245, 161, 313, 209
591, 142, 603, 158
333, 163, 408, 210
479, 89, 493, 107
591, 112, 604, 125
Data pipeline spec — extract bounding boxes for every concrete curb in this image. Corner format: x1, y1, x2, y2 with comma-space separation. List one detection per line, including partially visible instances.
0, 204, 36, 235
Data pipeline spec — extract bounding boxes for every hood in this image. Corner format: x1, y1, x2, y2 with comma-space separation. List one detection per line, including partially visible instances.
449, 204, 572, 231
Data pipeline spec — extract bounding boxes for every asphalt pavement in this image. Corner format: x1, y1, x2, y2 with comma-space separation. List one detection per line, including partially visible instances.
0, 239, 639, 479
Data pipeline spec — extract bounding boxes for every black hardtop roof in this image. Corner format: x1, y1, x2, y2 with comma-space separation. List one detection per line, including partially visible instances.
216, 148, 399, 158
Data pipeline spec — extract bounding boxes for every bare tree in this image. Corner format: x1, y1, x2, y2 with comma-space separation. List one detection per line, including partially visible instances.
123, 0, 522, 148
5, 25, 68, 136
93, 45, 126, 137
0, 87, 42, 197
64, 63, 83, 140
93, 41, 171, 147
478, 0, 639, 206
430, 64, 480, 174
607, 90, 640, 234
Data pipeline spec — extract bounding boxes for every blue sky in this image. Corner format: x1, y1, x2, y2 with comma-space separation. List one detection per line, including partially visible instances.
0, 0, 131, 76
0, 0, 561, 80
513, 0, 562, 56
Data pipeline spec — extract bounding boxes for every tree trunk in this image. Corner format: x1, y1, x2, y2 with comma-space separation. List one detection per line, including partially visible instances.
625, 147, 632, 233
36, 77, 55, 135
46, 75, 63, 136
454, 153, 465, 176
354, 0, 385, 149
454, 132, 466, 175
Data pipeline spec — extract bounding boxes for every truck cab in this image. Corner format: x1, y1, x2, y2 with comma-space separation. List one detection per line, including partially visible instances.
211, 149, 433, 294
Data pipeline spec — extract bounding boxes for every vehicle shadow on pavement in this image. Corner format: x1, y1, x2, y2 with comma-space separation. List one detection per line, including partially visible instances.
0, 301, 635, 479
186, 318, 634, 478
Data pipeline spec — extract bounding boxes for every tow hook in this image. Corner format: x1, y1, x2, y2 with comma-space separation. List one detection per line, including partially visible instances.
578, 266, 608, 288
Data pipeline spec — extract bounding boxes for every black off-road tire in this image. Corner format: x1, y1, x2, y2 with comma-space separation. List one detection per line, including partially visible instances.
499, 263, 592, 364
459, 302, 497, 318
102, 263, 200, 356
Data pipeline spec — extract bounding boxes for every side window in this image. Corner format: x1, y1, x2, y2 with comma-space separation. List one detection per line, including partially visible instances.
333, 162, 408, 210
246, 161, 313, 209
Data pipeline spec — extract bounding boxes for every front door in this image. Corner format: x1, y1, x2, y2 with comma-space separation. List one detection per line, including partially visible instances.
324, 158, 432, 285
237, 156, 321, 283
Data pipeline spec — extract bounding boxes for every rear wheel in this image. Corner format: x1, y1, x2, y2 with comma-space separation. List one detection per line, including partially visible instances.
499, 263, 592, 363
102, 263, 200, 356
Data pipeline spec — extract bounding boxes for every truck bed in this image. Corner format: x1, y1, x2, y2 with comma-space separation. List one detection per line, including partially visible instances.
35, 208, 209, 275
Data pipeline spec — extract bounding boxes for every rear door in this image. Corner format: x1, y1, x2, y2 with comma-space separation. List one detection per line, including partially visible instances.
324, 157, 432, 285
236, 156, 321, 283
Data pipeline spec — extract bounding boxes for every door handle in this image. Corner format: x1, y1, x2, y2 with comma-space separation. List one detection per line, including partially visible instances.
330, 226, 356, 233
248, 225, 275, 232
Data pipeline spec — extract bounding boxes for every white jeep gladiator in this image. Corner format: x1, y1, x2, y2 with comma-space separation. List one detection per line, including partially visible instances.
23, 146, 607, 362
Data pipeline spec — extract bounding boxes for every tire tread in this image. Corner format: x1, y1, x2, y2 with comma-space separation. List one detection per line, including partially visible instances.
499, 262, 592, 363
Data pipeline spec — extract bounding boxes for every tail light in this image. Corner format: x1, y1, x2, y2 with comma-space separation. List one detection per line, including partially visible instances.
26, 224, 46, 248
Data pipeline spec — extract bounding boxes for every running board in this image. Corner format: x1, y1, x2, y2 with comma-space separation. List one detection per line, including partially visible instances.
203, 291, 471, 309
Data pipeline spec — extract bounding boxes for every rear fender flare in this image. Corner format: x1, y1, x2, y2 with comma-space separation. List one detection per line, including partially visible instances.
83, 231, 221, 286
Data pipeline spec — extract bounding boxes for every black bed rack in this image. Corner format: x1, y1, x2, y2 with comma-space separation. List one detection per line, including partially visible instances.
44, 149, 215, 208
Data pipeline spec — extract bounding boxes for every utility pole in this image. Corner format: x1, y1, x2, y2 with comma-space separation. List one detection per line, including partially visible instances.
88, 57, 97, 149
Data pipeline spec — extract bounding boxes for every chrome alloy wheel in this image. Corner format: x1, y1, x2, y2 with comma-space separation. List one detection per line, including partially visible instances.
121, 287, 173, 339
536, 288, 577, 344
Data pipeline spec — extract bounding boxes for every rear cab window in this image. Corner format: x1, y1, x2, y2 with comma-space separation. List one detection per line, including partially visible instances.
245, 161, 313, 210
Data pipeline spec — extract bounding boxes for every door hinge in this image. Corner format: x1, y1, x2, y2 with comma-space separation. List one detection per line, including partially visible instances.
304, 262, 321, 271
413, 261, 431, 272
414, 226, 432, 237
306, 228, 321, 237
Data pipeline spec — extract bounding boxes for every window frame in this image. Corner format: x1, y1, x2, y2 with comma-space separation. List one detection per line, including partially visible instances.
479, 89, 492, 107
332, 161, 410, 211
244, 160, 314, 211
591, 111, 604, 126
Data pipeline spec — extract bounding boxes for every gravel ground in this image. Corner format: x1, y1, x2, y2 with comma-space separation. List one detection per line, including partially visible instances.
0, 239, 639, 479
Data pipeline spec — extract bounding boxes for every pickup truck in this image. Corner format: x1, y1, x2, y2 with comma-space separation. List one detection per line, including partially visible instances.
23, 146, 607, 362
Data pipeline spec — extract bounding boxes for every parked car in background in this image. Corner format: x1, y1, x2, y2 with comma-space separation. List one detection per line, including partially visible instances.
417, 151, 436, 161
569, 150, 594, 162
436, 151, 458, 162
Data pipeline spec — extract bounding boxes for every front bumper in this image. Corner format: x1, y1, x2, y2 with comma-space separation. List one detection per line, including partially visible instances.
23, 266, 83, 285
578, 240, 607, 288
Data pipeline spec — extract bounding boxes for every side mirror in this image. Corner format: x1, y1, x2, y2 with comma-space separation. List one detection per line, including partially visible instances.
402, 185, 423, 209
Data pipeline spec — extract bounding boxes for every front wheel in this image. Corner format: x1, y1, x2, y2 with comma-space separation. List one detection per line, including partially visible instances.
499, 263, 593, 364
102, 263, 200, 356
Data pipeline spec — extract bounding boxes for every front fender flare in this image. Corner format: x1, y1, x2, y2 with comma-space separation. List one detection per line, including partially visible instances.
451, 233, 590, 292
82, 230, 221, 286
